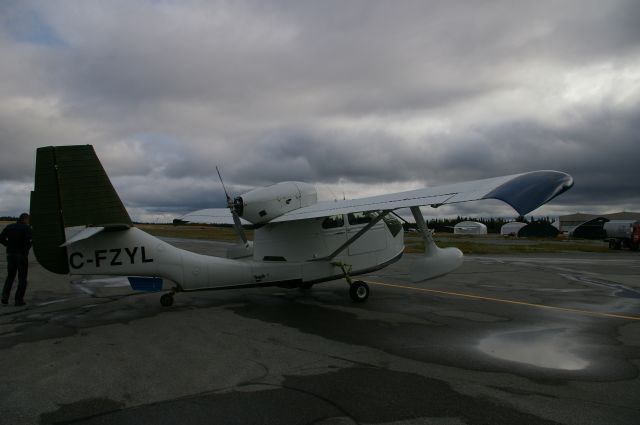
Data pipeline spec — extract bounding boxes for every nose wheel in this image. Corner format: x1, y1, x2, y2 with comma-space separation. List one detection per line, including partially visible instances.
334, 261, 370, 302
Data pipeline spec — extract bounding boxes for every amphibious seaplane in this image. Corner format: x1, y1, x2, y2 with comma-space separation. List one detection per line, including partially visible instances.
30, 145, 573, 306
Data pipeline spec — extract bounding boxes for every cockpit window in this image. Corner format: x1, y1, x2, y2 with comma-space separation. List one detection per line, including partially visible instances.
322, 214, 344, 229
347, 211, 402, 236
347, 211, 376, 225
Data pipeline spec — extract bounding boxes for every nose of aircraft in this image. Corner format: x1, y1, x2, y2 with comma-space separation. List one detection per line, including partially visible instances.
233, 196, 244, 216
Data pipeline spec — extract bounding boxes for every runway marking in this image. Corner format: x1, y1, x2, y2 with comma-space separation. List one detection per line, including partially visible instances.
364, 280, 640, 321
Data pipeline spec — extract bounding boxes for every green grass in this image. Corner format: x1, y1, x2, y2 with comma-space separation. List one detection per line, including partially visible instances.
137, 223, 254, 242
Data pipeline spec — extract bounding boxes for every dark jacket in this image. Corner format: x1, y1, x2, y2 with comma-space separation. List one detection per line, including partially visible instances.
0, 222, 32, 256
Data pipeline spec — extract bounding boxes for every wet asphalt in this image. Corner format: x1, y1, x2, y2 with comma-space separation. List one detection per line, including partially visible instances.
1, 236, 639, 425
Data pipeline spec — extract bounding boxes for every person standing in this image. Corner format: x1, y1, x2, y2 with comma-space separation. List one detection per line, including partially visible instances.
1, 213, 32, 306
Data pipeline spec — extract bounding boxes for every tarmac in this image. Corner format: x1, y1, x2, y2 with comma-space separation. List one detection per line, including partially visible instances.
1, 235, 640, 425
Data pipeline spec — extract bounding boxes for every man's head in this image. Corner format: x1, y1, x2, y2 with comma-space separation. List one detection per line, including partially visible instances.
18, 213, 29, 224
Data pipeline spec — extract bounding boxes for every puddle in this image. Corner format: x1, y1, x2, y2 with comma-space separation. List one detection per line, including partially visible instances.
478, 327, 589, 370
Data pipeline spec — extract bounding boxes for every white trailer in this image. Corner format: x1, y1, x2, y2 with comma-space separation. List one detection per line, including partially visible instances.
604, 220, 640, 251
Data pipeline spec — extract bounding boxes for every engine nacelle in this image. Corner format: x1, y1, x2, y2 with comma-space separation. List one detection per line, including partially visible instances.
234, 182, 317, 224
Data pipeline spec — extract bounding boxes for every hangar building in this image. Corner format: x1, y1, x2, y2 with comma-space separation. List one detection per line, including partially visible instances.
559, 212, 640, 239
558, 212, 640, 235
518, 222, 560, 238
454, 221, 487, 235
500, 222, 527, 236
500, 221, 559, 238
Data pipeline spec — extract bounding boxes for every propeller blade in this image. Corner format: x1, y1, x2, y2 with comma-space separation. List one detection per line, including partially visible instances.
231, 211, 248, 244
216, 166, 232, 205
216, 166, 249, 245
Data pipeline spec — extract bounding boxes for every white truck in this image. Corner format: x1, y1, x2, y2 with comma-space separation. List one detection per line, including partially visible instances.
604, 220, 640, 251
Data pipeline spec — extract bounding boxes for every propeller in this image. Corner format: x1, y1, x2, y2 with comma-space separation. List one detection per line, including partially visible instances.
216, 166, 249, 246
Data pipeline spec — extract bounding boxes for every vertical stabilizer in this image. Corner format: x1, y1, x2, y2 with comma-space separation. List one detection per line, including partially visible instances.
30, 147, 67, 274
30, 145, 133, 274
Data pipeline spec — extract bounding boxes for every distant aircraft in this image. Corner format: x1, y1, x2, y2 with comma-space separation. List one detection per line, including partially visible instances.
30, 145, 573, 306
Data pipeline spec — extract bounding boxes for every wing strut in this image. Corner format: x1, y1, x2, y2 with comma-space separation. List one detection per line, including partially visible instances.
410, 206, 433, 241
312, 210, 392, 262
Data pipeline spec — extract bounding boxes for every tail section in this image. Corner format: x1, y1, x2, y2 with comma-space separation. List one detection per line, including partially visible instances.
29, 145, 281, 294
30, 145, 132, 274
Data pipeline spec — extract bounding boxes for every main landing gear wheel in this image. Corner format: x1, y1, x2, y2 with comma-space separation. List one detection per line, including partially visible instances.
349, 281, 369, 302
160, 293, 174, 307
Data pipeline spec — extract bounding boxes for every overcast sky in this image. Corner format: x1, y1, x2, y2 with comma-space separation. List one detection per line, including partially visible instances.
1, 0, 639, 221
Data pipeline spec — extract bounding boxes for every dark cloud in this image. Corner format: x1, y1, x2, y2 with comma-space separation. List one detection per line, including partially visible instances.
235, 99, 640, 209
1, 0, 639, 219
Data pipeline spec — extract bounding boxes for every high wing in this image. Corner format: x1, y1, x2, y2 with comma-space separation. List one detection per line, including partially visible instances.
271, 170, 573, 223
175, 208, 251, 226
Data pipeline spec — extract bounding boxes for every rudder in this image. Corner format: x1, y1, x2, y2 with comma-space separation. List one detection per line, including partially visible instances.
30, 145, 133, 274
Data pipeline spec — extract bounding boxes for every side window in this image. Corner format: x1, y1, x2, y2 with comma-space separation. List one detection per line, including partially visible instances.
383, 215, 402, 237
322, 214, 344, 229
347, 211, 376, 225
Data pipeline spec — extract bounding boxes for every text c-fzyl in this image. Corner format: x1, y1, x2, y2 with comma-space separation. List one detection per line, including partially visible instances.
69, 246, 154, 269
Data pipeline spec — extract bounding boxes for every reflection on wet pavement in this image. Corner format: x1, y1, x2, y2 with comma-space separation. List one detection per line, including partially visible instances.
478, 327, 589, 370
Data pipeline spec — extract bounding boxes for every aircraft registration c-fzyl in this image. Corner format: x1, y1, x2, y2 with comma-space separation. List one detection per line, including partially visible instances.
30, 145, 573, 306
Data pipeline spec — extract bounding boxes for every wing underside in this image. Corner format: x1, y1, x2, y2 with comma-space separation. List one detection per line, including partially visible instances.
271, 170, 573, 223
175, 208, 251, 226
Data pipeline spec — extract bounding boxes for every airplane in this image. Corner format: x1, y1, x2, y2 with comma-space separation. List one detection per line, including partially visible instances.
29, 145, 573, 306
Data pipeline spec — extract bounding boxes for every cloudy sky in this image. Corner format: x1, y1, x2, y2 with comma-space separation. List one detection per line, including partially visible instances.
1, 0, 639, 221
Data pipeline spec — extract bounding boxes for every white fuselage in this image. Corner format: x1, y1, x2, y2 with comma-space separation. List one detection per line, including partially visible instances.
64, 214, 404, 291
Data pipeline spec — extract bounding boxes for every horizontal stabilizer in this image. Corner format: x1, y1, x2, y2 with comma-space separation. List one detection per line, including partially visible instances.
61, 226, 105, 247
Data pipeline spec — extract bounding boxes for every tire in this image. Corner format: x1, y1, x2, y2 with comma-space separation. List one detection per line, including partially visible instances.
349, 281, 370, 302
608, 240, 616, 249
160, 293, 174, 307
